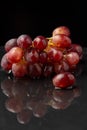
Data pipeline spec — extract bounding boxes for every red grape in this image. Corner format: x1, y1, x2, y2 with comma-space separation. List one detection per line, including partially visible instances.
7, 47, 23, 63
47, 46, 63, 62
54, 60, 69, 74
17, 34, 32, 49
1, 53, 12, 71
52, 26, 70, 36
12, 60, 28, 77
5, 38, 17, 52
28, 63, 42, 78
52, 72, 75, 88
24, 48, 39, 64
33, 35, 48, 51
52, 34, 71, 48
61, 60, 70, 71
39, 51, 48, 64
43, 64, 53, 77
68, 43, 83, 59
53, 62, 62, 74
65, 51, 80, 66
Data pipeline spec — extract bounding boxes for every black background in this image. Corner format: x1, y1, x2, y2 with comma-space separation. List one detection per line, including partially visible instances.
0, 2, 87, 130
0, 1, 86, 47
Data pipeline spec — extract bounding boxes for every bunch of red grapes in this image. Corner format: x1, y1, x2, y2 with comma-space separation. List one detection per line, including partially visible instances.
0, 26, 83, 89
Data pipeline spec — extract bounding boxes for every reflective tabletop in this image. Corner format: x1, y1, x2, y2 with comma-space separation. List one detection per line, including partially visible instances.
0, 46, 87, 130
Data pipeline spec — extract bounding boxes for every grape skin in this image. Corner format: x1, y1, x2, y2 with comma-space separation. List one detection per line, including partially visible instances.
47, 47, 63, 62
52, 72, 75, 88
24, 48, 39, 64
1, 53, 12, 71
5, 38, 17, 52
68, 44, 83, 59
33, 35, 48, 51
7, 47, 24, 63
65, 52, 80, 66
12, 61, 28, 77
52, 26, 70, 36
17, 34, 32, 49
52, 34, 72, 48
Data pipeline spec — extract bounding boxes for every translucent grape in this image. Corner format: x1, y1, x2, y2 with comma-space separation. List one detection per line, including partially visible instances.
1, 53, 12, 71
52, 72, 75, 88
52, 26, 70, 36
7, 47, 23, 63
5, 38, 17, 52
33, 35, 48, 51
17, 34, 32, 49
52, 34, 71, 48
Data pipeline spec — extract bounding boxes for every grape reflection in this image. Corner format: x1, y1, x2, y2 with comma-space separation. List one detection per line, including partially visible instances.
1, 76, 81, 124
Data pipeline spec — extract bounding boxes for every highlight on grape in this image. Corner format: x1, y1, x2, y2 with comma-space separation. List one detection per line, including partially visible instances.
0, 26, 83, 89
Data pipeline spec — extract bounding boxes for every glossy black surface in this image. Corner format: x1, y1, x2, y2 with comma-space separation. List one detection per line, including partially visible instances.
0, 47, 87, 130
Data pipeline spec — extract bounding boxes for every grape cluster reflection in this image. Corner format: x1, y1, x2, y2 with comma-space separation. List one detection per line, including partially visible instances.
1, 76, 81, 124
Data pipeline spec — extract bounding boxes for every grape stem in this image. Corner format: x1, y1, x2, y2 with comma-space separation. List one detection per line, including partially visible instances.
46, 37, 52, 40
